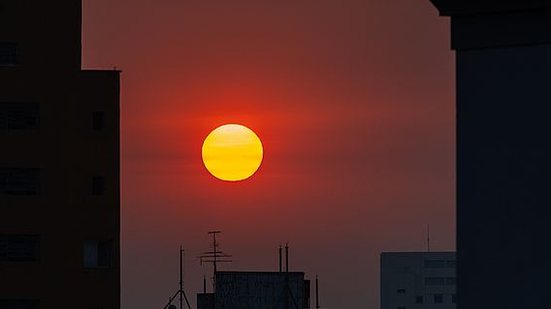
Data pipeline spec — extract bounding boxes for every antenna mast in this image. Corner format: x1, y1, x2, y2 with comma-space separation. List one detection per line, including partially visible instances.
316, 275, 320, 309
427, 224, 431, 252
162, 246, 192, 309
200, 231, 232, 291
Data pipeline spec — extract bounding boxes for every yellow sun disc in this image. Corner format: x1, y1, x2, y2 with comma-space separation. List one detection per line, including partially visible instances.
202, 124, 264, 182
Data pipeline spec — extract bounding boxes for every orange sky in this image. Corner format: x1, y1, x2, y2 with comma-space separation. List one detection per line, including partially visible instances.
83, 1, 455, 308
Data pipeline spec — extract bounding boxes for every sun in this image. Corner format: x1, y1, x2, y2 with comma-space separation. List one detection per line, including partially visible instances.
202, 124, 264, 182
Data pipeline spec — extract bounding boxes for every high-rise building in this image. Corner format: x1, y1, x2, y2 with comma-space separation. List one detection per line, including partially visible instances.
429, 2, 551, 308
0, 1, 120, 308
381, 252, 456, 309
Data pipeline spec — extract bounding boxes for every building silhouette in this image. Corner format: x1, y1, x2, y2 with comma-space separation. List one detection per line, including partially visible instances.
197, 271, 310, 309
381, 252, 456, 309
429, 1, 551, 308
0, 1, 120, 308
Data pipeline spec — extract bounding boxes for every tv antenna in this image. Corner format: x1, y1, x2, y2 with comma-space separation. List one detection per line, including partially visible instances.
162, 246, 192, 309
199, 231, 232, 291
427, 224, 431, 252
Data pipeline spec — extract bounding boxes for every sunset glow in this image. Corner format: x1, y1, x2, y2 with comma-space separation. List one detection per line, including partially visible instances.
202, 124, 264, 182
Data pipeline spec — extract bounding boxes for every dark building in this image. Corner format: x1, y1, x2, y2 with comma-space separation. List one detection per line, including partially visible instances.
381, 252, 456, 309
0, 1, 120, 309
198, 271, 310, 309
429, 1, 551, 308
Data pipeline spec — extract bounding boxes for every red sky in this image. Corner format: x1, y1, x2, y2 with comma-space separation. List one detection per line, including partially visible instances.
83, 1, 455, 308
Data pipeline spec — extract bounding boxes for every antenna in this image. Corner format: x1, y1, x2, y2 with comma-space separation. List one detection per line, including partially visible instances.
162, 246, 192, 309
316, 275, 320, 309
285, 243, 289, 272
199, 231, 232, 291
279, 244, 283, 272
427, 224, 431, 252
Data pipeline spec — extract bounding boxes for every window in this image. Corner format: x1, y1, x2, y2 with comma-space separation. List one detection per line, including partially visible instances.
446, 277, 456, 285
424, 277, 445, 286
424, 260, 447, 268
0, 103, 39, 130
397, 307, 406, 309
0, 300, 39, 309
0, 43, 17, 66
92, 176, 105, 195
84, 240, 113, 268
396, 289, 406, 294
415, 296, 423, 304
451, 294, 457, 304
447, 260, 456, 268
434, 294, 443, 304
0, 168, 40, 195
92, 112, 105, 131
0, 235, 39, 261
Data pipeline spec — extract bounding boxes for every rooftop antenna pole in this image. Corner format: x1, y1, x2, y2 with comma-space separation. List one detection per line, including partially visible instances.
316, 275, 320, 309
285, 243, 289, 273
427, 224, 431, 252
162, 247, 191, 309
211, 231, 219, 288
279, 245, 283, 272
180, 247, 184, 309
199, 231, 232, 292
285, 244, 289, 309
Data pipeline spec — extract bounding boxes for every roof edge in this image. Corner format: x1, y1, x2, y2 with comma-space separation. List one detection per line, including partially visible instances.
430, 0, 551, 16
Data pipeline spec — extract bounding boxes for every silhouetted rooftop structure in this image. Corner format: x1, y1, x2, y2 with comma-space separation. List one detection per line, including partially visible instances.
430, 0, 551, 16
198, 271, 310, 309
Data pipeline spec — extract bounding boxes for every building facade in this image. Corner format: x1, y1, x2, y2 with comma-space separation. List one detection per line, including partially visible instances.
429, 2, 551, 308
381, 252, 456, 309
0, 1, 120, 308
198, 271, 310, 309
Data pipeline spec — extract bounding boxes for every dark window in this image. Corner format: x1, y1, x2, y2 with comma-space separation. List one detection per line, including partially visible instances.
0, 300, 39, 309
416, 296, 423, 304
447, 260, 456, 268
0, 43, 17, 66
434, 294, 443, 304
424, 260, 447, 268
84, 240, 113, 268
451, 294, 457, 304
0, 235, 39, 261
0, 103, 39, 130
397, 307, 406, 309
0, 168, 40, 195
397, 289, 406, 294
92, 112, 105, 131
446, 277, 456, 285
92, 176, 105, 195
425, 277, 445, 286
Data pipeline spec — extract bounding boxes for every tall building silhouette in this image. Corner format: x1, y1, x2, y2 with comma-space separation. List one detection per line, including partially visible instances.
0, 1, 120, 308
429, 1, 551, 308
381, 252, 456, 309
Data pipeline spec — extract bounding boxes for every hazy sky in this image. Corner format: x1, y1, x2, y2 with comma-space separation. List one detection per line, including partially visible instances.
82, 0, 455, 308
